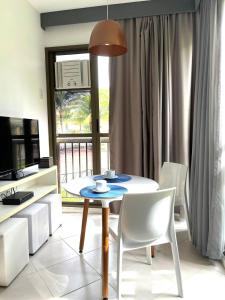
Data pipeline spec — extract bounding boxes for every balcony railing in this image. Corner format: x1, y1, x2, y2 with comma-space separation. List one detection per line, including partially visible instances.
56, 137, 110, 202
57, 137, 93, 184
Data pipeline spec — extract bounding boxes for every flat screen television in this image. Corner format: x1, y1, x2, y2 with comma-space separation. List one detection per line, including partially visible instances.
0, 116, 40, 180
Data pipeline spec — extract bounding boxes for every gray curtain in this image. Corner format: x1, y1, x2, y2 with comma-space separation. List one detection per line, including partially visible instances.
109, 14, 193, 213
190, 0, 225, 259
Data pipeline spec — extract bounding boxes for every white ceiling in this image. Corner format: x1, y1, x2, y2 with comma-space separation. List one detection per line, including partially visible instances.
27, 0, 148, 13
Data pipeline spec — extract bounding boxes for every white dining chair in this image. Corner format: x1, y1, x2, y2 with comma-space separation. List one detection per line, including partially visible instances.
116, 188, 183, 299
159, 162, 191, 240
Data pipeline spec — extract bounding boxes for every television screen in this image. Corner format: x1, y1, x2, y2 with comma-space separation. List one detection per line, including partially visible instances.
0, 117, 40, 177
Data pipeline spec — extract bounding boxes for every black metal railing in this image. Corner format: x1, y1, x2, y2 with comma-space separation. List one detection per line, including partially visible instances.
57, 137, 93, 184
56, 137, 110, 202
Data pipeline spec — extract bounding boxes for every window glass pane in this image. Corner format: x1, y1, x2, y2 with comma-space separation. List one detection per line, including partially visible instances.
100, 137, 110, 173
55, 91, 91, 134
98, 57, 109, 133
56, 53, 89, 62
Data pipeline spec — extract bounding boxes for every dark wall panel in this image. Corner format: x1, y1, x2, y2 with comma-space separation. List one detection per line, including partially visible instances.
41, 0, 197, 29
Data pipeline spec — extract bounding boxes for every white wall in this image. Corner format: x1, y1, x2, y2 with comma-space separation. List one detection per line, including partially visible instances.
0, 0, 49, 156
44, 22, 96, 47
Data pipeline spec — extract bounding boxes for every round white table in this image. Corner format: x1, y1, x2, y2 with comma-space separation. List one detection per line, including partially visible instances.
64, 175, 158, 300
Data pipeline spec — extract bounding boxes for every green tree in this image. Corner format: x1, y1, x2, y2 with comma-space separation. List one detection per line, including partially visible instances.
70, 94, 91, 131
99, 88, 109, 132
55, 91, 91, 133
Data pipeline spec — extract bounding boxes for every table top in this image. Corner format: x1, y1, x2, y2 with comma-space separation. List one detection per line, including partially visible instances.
64, 175, 159, 207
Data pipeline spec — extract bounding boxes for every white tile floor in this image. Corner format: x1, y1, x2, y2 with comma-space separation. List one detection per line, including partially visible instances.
0, 208, 224, 300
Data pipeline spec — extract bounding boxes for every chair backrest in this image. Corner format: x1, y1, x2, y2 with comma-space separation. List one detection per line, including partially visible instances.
119, 188, 176, 245
159, 162, 188, 206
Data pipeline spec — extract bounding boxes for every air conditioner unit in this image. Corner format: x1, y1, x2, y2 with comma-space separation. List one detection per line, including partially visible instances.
55, 60, 91, 89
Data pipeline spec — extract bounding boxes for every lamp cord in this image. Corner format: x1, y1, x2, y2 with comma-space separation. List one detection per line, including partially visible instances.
107, 0, 109, 20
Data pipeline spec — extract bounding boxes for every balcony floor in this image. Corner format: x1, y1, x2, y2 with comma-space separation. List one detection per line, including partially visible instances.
0, 208, 224, 300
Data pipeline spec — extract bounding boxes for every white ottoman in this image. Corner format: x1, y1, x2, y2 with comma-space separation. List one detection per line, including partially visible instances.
0, 218, 29, 286
38, 193, 62, 235
14, 203, 49, 255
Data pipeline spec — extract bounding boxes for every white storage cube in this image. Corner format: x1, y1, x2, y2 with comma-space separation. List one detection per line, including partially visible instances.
0, 218, 29, 286
13, 203, 49, 255
38, 193, 62, 235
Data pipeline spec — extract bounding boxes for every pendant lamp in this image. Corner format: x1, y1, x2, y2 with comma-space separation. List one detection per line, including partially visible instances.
88, 1, 127, 57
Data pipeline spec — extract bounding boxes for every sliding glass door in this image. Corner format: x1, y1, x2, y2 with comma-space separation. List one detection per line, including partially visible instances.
45, 45, 110, 204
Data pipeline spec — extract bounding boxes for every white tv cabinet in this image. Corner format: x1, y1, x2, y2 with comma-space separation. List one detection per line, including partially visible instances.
0, 166, 58, 223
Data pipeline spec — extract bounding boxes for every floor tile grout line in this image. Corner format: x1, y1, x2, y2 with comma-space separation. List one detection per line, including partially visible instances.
35, 268, 55, 298
62, 236, 114, 256
109, 281, 117, 292
36, 257, 102, 298
20, 260, 38, 276
62, 238, 82, 255
60, 278, 101, 298
81, 254, 103, 277
59, 238, 81, 255
36, 255, 102, 290
4, 212, 224, 299
83, 254, 106, 278
35, 253, 80, 273
30, 238, 81, 272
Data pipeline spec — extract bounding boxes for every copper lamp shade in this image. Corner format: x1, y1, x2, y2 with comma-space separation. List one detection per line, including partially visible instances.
89, 20, 127, 56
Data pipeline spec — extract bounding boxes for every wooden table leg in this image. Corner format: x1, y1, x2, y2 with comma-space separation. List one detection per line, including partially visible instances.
79, 198, 89, 253
102, 207, 109, 300
151, 246, 156, 257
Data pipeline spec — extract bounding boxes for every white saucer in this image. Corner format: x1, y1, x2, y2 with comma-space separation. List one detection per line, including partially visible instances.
103, 175, 118, 180
92, 187, 110, 193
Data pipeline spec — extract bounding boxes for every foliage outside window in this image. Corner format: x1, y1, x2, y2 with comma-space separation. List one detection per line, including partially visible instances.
55, 91, 91, 134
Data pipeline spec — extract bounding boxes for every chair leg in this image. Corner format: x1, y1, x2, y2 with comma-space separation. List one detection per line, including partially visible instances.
145, 247, 152, 265
117, 239, 123, 300
183, 201, 191, 241
170, 234, 183, 297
